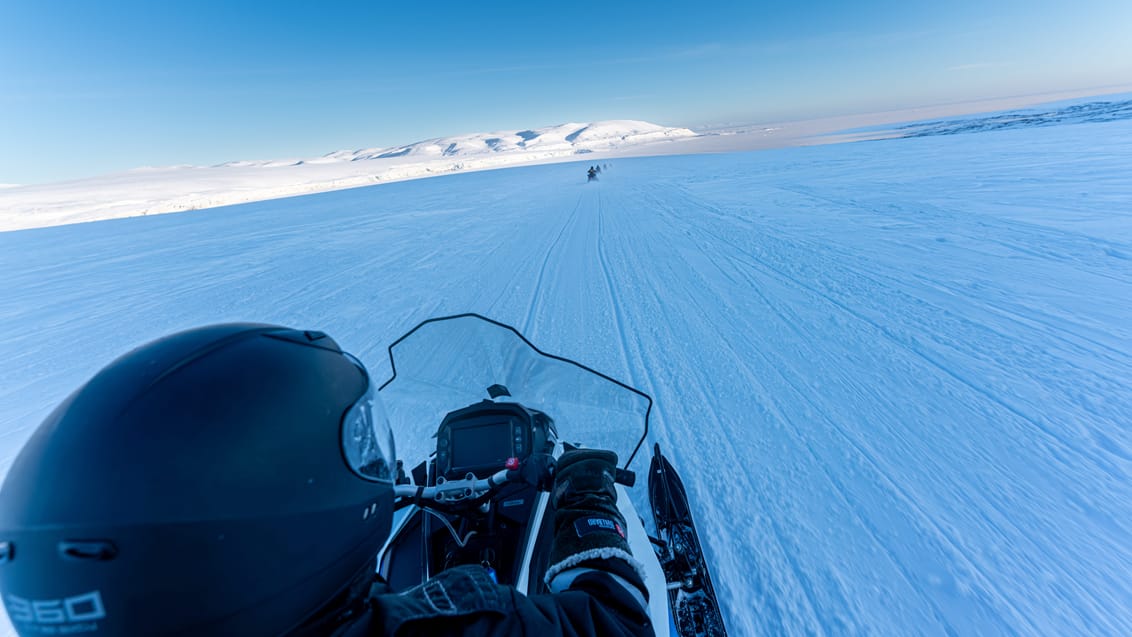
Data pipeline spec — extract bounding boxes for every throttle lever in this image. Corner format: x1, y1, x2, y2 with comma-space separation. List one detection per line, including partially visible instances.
615, 468, 635, 487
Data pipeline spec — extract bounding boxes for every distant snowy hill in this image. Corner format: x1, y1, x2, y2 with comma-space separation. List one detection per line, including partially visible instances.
0, 120, 696, 232
299, 120, 695, 164
837, 96, 1132, 142
895, 97, 1132, 137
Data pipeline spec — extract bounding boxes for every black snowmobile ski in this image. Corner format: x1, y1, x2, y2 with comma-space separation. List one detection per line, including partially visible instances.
649, 443, 728, 637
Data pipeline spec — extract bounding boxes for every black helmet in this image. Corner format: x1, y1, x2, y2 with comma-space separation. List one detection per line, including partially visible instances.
0, 324, 396, 636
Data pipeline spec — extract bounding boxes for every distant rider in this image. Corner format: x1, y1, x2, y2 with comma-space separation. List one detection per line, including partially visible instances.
0, 324, 653, 636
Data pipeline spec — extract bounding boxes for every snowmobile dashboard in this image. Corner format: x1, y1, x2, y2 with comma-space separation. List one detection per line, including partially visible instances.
434, 398, 556, 482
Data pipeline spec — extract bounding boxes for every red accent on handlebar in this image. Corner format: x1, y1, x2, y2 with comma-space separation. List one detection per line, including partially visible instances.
505, 457, 520, 470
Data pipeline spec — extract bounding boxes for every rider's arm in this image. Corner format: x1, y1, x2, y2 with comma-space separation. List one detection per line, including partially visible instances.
366, 561, 651, 636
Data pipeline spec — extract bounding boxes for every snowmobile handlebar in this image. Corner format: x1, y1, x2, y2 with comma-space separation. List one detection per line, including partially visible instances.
391, 458, 635, 509
393, 468, 516, 507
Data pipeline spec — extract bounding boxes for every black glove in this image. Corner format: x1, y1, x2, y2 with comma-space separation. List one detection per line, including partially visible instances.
544, 448, 642, 587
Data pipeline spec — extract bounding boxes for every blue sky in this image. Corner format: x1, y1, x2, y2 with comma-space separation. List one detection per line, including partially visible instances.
2, 0, 1130, 184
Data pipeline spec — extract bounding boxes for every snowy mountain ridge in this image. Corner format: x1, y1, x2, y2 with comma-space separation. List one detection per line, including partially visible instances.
244, 120, 697, 167
0, 120, 696, 232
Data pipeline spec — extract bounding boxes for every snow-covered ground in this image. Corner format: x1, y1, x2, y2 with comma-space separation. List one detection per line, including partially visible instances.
2, 103, 1131, 635
0, 120, 695, 232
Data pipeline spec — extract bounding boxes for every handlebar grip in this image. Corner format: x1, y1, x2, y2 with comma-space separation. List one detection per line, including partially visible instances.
615, 468, 635, 487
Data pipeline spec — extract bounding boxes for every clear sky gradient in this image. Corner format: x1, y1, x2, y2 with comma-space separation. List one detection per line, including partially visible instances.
2, 0, 1130, 184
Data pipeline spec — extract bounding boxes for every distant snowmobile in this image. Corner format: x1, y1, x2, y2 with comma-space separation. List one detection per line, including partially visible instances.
587, 166, 598, 182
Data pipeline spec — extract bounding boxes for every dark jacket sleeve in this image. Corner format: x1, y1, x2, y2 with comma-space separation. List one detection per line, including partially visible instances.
365, 563, 654, 637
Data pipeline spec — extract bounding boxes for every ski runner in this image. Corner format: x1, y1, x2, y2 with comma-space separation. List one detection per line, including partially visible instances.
0, 324, 653, 636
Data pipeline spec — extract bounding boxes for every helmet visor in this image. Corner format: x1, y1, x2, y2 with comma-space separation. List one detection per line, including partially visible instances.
340, 363, 396, 482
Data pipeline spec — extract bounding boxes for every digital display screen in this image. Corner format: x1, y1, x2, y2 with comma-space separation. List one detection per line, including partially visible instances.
451, 421, 513, 469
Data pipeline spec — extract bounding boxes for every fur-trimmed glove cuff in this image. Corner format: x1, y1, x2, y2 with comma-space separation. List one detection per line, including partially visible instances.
544, 448, 645, 586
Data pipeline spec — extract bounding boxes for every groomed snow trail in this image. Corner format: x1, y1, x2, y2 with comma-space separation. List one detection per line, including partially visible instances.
2, 119, 1130, 636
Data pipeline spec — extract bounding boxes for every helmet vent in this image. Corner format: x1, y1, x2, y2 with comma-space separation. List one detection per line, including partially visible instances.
59, 540, 118, 562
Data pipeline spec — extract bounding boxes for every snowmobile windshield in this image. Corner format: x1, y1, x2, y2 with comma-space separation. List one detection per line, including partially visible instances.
377, 314, 651, 472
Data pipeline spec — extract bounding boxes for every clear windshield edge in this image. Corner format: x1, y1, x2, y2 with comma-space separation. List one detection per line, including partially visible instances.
377, 314, 650, 471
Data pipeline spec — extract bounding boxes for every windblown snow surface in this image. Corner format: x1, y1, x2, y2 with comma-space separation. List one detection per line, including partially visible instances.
2, 105, 1131, 636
